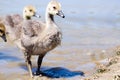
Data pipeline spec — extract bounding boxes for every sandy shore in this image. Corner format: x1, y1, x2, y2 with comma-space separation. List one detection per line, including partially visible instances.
81, 57, 120, 80
0, 46, 119, 80
81, 46, 120, 80
34, 50, 120, 80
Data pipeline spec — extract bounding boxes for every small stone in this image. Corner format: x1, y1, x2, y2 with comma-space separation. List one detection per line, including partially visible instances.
114, 75, 120, 80
107, 57, 119, 66
93, 74, 99, 79
96, 64, 108, 73
102, 50, 106, 53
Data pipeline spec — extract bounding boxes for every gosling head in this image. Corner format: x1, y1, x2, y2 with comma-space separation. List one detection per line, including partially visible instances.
47, 0, 65, 18
23, 5, 40, 20
0, 23, 7, 42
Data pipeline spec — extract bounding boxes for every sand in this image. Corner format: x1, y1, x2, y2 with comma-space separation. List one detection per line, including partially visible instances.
0, 55, 119, 80
81, 56, 120, 80
0, 45, 120, 80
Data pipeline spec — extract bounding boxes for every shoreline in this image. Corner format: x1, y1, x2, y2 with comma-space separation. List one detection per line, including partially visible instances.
0, 46, 119, 80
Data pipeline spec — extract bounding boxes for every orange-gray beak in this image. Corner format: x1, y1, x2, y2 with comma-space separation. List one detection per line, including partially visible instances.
33, 12, 41, 18
57, 10, 65, 18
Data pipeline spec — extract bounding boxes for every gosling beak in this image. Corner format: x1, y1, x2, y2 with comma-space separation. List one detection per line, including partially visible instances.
1, 34, 7, 42
33, 12, 41, 18
57, 10, 65, 18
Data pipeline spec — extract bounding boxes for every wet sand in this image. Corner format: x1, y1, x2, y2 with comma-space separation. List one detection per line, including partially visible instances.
0, 43, 119, 80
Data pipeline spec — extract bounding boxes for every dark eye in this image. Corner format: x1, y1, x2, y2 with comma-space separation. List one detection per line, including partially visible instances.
29, 9, 33, 12
53, 6, 56, 10
0, 30, 3, 33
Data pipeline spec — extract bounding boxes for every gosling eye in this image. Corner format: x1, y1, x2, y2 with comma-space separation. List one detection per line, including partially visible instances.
29, 9, 33, 12
53, 6, 56, 10
0, 30, 3, 33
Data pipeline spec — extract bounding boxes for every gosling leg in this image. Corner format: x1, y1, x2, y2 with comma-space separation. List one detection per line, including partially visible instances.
24, 53, 33, 78
36, 54, 45, 75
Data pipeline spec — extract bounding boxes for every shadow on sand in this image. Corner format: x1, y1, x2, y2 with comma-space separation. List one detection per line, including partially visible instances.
20, 64, 84, 78
0, 52, 84, 78
40, 67, 84, 78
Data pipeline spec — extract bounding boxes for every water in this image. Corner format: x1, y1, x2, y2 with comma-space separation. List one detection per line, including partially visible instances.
0, 0, 120, 79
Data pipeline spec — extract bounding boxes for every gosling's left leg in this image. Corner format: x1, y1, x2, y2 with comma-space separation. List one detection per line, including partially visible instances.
24, 53, 33, 78
27, 55, 33, 78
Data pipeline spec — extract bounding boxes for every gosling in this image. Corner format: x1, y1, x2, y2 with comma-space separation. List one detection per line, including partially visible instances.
21, 0, 65, 78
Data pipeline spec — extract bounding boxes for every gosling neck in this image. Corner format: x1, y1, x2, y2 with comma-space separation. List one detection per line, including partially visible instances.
49, 14, 54, 22
46, 10, 55, 25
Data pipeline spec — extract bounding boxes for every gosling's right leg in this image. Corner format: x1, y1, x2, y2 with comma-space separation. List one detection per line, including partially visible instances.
35, 54, 45, 75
